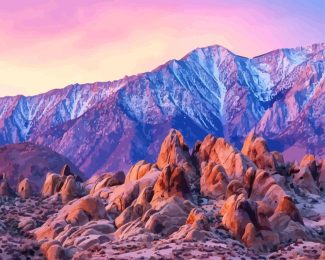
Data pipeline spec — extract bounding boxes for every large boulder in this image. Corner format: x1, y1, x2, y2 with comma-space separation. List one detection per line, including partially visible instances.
221, 192, 275, 238
115, 196, 193, 240
41, 169, 84, 202
186, 208, 210, 231
60, 164, 83, 182
156, 129, 197, 181
200, 162, 229, 199
242, 131, 285, 172
60, 175, 84, 203
250, 170, 287, 209
293, 166, 319, 194
55, 219, 114, 250
274, 196, 303, 224
46, 243, 65, 260
243, 167, 256, 197
226, 179, 246, 198
157, 129, 190, 169
35, 196, 107, 241
0, 174, 15, 197
152, 164, 191, 203
242, 223, 279, 252
242, 131, 268, 157
125, 160, 155, 182
17, 178, 33, 199
60, 164, 72, 177
41, 172, 62, 198
145, 196, 193, 236
115, 186, 153, 228
269, 212, 312, 244
170, 208, 211, 241
90, 171, 125, 195
106, 168, 161, 217
221, 194, 258, 239
300, 154, 318, 181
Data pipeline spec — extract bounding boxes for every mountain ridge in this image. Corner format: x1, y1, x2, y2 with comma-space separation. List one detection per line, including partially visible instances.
0, 42, 324, 177
1, 42, 324, 99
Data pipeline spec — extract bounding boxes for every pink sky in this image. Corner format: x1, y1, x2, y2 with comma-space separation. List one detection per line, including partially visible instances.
0, 0, 324, 96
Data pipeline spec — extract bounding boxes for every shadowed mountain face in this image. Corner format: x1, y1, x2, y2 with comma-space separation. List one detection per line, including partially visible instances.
0, 43, 324, 177
0, 143, 83, 189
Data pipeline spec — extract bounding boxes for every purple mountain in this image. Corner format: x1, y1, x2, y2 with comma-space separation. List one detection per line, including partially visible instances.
0, 43, 324, 177
0, 142, 83, 189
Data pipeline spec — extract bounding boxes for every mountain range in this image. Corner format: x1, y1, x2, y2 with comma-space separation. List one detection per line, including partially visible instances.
0, 43, 324, 177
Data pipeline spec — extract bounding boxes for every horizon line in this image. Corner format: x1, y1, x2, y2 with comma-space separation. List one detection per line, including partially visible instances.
1, 41, 324, 99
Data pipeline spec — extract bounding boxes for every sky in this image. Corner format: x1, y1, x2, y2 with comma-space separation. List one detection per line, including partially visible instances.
0, 0, 324, 97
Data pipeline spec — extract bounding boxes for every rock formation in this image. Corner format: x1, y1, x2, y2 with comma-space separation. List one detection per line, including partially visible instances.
242, 131, 285, 173
195, 134, 256, 179
17, 178, 33, 198
152, 164, 191, 202
1, 129, 324, 259
200, 162, 229, 199
0, 173, 15, 197
41, 165, 84, 203
90, 171, 125, 196
125, 161, 155, 183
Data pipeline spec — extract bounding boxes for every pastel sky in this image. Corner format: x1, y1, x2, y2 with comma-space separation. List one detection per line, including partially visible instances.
0, 0, 324, 97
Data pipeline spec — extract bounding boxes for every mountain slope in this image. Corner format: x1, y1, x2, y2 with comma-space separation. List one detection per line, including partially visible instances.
0, 142, 83, 189
0, 43, 324, 177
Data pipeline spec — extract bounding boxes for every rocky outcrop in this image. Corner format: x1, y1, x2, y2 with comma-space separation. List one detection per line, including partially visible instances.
249, 170, 287, 208
59, 175, 84, 203
269, 212, 313, 244
0, 174, 15, 197
292, 154, 323, 194
152, 164, 191, 202
242, 223, 279, 252
157, 129, 197, 182
34, 195, 113, 258
293, 166, 320, 194
221, 194, 260, 239
89, 171, 125, 196
106, 168, 161, 217
274, 196, 303, 224
157, 130, 191, 169
41, 172, 62, 197
195, 135, 256, 179
35, 195, 108, 241
125, 160, 155, 182
300, 154, 318, 179
0, 143, 83, 191
1, 129, 324, 258
60, 164, 72, 177
200, 162, 229, 199
145, 197, 193, 236
226, 180, 246, 198
114, 186, 153, 228
40, 164, 84, 202
17, 178, 33, 198
242, 131, 285, 173
45, 243, 65, 260
220, 193, 284, 252
167, 207, 212, 242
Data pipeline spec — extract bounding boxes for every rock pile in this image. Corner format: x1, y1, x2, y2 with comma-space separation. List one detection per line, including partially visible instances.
0, 129, 324, 259
41, 165, 84, 203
